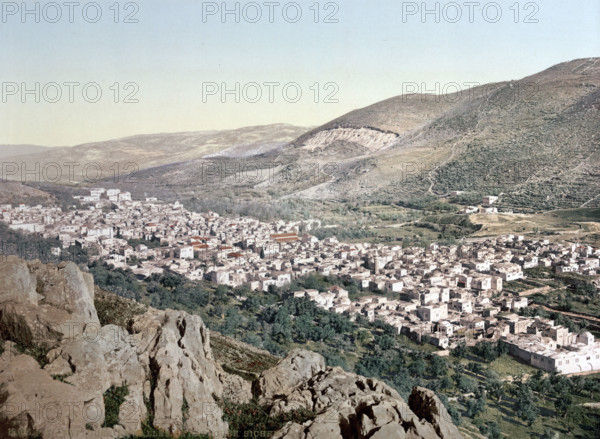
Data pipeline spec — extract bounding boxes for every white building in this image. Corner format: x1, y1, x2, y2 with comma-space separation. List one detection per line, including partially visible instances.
504, 332, 600, 375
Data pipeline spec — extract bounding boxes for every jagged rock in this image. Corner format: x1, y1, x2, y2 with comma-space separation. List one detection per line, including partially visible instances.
220, 372, 253, 404
0, 342, 113, 439
259, 350, 463, 439
130, 309, 227, 437
28, 260, 98, 324
408, 387, 463, 439
0, 258, 228, 439
256, 348, 326, 403
0, 257, 37, 305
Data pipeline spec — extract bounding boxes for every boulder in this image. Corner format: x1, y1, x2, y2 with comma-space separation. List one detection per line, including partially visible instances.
28, 260, 98, 324
408, 387, 463, 439
0, 257, 37, 305
259, 350, 463, 439
256, 348, 326, 403
0, 342, 110, 439
220, 372, 253, 404
0, 258, 100, 349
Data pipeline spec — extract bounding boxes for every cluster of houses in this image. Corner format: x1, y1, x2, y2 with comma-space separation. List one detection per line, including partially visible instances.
457, 194, 502, 215
1, 188, 599, 374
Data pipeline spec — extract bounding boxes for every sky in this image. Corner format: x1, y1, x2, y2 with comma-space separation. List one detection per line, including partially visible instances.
1, 0, 599, 146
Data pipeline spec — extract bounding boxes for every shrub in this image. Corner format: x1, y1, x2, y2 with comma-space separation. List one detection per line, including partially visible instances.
102, 384, 129, 428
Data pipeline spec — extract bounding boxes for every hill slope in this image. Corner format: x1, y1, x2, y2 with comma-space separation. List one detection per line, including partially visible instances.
123, 58, 600, 213
1, 124, 309, 184
0, 144, 50, 158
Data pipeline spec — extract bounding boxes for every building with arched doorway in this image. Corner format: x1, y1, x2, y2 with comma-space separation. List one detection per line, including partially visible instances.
503, 331, 600, 375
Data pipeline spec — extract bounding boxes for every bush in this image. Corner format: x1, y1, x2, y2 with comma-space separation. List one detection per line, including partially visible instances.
102, 384, 129, 428
217, 398, 315, 439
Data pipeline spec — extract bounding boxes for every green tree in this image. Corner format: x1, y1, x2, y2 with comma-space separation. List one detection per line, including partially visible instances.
564, 405, 584, 434
241, 295, 261, 313
378, 334, 394, 350
466, 396, 486, 418
554, 392, 572, 418
487, 422, 501, 439
486, 379, 505, 402
356, 330, 371, 346
409, 357, 427, 378
222, 308, 242, 336
467, 361, 484, 375
474, 341, 499, 362
455, 373, 477, 393
515, 384, 539, 426
452, 341, 467, 358
440, 375, 453, 390
428, 355, 448, 377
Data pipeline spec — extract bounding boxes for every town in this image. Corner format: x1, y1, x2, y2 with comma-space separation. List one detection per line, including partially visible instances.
2, 188, 600, 375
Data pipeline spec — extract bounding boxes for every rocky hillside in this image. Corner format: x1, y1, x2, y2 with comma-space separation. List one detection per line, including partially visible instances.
0, 257, 462, 439
122, 58, 600, 213
1, 124, 309, 184
285, 58, 600, 210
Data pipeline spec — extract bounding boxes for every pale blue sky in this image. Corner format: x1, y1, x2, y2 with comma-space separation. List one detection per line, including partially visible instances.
1, 0, 599, 145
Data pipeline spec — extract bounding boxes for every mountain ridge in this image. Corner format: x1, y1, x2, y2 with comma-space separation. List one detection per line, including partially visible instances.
110, 58, 599, 213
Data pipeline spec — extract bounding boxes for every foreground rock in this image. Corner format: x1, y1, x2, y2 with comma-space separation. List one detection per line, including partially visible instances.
258, 350, 463, 439
0, 257, 228, 439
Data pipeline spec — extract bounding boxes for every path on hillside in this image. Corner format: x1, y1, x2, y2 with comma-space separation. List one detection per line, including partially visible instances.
530, 303, 600, 324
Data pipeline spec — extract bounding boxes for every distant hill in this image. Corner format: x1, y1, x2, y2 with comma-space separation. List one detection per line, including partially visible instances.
0, 144, 50, 158
1, 124, 309, 184
7, 59, 599, 213
120, 58, 600, 213
285, 58, 600, 211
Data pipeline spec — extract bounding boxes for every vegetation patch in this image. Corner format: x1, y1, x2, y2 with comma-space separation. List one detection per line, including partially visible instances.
102, 383, 129, 428
94, 286, 147, 328
216, 397, 315, 439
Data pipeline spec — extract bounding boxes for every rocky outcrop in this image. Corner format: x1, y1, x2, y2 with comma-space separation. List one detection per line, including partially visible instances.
255, 349, 326, 403
409, 387, 463, 439
0, 258, 37, 305
300, 128, 399, 154
257, 350, 463, 439
0, 257, 228, 439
